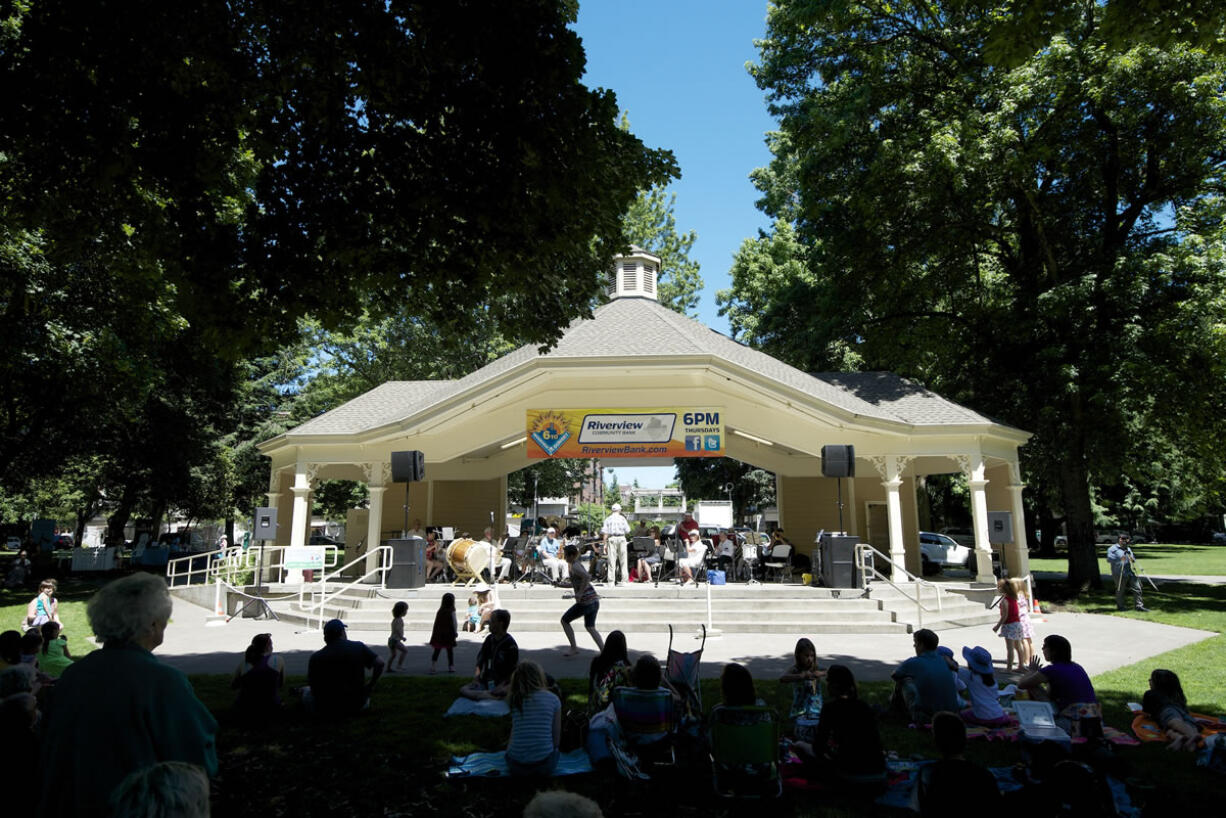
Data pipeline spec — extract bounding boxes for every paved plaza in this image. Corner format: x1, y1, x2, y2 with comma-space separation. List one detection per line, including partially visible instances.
157, 595, 1216, 686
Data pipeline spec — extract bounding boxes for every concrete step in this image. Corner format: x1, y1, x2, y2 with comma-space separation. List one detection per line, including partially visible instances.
267, 608, 910, 636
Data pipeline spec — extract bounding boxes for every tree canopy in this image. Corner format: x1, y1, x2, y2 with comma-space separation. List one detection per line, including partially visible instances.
0, 0, 676, 493
727, 0, 1226, 586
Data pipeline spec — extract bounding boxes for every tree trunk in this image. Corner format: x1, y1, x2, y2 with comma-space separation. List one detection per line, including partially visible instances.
1060, 460, 1101, 590
1037, 506, 1059, 559
106, 485, 138, 545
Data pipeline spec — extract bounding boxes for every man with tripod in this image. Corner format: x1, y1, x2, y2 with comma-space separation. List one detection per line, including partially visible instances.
1107, 534, 1148, 612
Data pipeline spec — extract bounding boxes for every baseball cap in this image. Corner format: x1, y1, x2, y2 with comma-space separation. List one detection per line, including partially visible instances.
688, 529, 700, 539
323, 618, 347, 637
612, 503, 622, 511
546, 526, 556, 534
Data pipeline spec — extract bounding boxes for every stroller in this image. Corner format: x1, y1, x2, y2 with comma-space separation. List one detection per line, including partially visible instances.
667, 624, 706, 728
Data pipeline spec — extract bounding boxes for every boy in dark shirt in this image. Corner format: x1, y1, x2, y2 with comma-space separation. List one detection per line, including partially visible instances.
914, 711, 1001, 816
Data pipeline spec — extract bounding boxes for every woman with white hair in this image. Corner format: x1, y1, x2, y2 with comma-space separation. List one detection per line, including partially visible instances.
38, 573, 217, 817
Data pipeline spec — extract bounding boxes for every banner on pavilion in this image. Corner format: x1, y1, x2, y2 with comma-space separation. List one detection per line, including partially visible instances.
526, 408, 723, 459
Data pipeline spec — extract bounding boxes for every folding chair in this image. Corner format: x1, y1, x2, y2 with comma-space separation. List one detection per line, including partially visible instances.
666, 624, 706, 726
764, 543, 793, 583
610, 686, 677, 766
709, 705, 782, 799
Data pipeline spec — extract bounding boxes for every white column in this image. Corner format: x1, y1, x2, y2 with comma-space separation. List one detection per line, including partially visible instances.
287, 463, 311, 584
966, 455, 994, 584
1007, 459, 1030, 578
366, 486, 386, 576
878, 456, 908, 582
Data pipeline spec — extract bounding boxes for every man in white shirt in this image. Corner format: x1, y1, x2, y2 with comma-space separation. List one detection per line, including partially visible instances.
601, 503, 631, 585
406, 518, 426, 539
538, 527, 569, 583
715, 530, 738, 577
481, 527, 513, 583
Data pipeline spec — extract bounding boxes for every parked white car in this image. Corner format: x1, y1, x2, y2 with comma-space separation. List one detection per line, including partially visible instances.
919, 531, 971, 573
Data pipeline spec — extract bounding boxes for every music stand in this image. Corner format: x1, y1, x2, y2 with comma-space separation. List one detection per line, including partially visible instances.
513, 535, 551, 586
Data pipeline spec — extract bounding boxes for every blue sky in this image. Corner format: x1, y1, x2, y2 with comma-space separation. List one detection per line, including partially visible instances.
572, 1, 778, 489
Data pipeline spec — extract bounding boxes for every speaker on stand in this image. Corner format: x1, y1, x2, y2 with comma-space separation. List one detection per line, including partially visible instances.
821, 444, 855, 533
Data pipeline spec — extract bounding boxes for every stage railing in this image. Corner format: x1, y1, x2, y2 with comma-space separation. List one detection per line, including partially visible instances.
166, 545, 245, 587
854, 543, 945, 628
297, 546, 393, 631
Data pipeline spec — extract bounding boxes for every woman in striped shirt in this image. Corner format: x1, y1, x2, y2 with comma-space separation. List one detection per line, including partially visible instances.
505, 661, 560, 776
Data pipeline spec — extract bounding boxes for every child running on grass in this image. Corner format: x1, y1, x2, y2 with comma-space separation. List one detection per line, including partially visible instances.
387, 601, 408, 672
429, 593, 458, 674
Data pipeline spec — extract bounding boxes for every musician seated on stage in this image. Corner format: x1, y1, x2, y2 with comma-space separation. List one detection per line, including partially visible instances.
424, 531, 447, 582
538, 527, 569, 583
715, 530, 738, 577
481, 527, 513, 584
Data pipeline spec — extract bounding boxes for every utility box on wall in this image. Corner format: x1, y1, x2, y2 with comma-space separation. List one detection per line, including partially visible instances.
987, 512, 1014, 544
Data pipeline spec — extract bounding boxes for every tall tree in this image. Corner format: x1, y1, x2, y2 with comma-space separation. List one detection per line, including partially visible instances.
0, 0, 675, 486
735, 1, 1226, 588
622, 185, 704, 314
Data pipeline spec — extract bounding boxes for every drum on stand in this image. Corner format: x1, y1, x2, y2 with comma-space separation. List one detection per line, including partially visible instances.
446, 538, 490, 585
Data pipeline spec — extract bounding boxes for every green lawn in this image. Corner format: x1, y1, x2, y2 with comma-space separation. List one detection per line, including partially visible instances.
1028, 541, 1226, 576
0, 578, 102, 659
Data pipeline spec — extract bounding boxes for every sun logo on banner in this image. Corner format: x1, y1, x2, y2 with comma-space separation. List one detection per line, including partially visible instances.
529, 411, 571, 456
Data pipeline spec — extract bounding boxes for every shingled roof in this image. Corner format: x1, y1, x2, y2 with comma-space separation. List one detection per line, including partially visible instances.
286, 296, 1006, 437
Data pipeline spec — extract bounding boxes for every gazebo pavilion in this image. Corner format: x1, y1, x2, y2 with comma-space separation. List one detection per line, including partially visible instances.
258, 248, 1032, 585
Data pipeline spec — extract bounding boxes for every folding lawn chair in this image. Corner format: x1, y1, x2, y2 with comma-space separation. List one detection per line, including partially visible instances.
610, 685, 678, 767
666, 623, 706, 727
709, 705, 782, 799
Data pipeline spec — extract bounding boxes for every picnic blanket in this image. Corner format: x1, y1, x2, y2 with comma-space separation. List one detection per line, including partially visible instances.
444, 698, 510, 718
1131, 712, 1226, 744
874, 761, 1136, 815
910, 721, 1139, 746
445, 749, 594, 778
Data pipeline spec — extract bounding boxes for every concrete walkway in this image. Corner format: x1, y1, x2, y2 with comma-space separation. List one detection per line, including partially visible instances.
158, 596, 1216, 686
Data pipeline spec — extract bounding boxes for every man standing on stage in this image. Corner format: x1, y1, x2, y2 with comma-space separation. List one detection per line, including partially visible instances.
601, 503, 631, 586
1107, 534, 1147, 612
678, 511, 700, 543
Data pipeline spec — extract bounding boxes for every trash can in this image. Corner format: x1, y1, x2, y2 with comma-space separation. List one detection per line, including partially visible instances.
387, 537, 426, 589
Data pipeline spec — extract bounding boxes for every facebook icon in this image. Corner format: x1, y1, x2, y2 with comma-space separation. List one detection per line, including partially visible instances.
685, 435, 702, 451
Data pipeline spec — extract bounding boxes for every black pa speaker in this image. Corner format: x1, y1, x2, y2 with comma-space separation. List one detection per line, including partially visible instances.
253, 507, 278, 541
391, 450, 426, 482
821, 445, 855, 478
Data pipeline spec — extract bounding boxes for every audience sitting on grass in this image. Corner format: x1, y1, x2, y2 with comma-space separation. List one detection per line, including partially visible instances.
25, 578, 63, 632
18, 627, 42, 667
0, 630, 21, 671
110, 761, 211, 818
795, 663, 887, 794
1143, 669, 1200, 751
958, 646, 1012, 727
522, 790, 603, 818
304, 619, 384, 717
1018, 633, 1101, 737
3, 549, 31, 589
912, 711, 1002, 815
37, 622, 73, 678
505, 661, 561, 777
891, 628, 961, 725
718, 662, 762, 707
780, 637, 825, 742
461, 608, 518, 700
588, 629, 631, 712
38, 572, 217, 817
232, 633, 284, 715
0, 664, 41, 812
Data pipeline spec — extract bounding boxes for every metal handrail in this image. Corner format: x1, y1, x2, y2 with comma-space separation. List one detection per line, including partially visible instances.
298, 545, 394, 631
854, 543, 945, 628
166, 545, 245, 587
